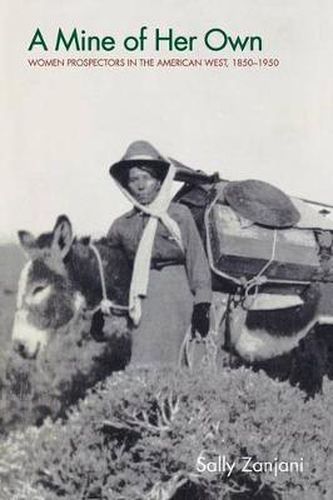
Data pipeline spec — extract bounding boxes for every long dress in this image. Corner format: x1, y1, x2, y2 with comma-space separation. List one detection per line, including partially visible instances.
107, 202, 212, 367
130, 266, 193, 367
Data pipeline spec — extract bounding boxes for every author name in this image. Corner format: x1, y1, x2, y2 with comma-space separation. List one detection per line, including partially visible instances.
196, 454, 304, 477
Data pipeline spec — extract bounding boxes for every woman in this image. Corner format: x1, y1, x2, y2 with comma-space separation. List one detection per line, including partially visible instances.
107, 140, 212, 367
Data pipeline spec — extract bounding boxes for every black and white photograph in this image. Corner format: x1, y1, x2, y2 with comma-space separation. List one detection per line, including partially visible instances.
1, 1, 333, 498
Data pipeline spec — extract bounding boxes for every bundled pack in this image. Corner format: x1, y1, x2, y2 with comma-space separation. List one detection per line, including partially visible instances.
175, 177, 333, 292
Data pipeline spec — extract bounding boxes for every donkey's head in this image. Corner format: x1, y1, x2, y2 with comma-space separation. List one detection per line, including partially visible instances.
12, 215, 85, 358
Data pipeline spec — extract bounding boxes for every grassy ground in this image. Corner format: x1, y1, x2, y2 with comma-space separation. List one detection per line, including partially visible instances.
0, 244, 25, 378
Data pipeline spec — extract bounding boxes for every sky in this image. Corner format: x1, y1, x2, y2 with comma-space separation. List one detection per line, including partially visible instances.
1, 0, 333, 242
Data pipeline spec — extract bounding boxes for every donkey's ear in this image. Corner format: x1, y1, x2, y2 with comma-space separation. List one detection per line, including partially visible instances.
18, 231, 36, 256
51, 215, 73, 259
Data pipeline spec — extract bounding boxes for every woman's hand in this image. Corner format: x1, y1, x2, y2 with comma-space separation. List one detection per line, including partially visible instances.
191, 302, 211, 338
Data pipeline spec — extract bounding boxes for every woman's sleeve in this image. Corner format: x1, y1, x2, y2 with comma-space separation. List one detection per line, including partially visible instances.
106, 220, 131, 310
181, 206, 212, 304
107, 219, 122, 247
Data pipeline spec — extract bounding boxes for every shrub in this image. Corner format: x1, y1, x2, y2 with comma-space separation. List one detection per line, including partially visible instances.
0, 314, 130, 434
1, 365, 333, 499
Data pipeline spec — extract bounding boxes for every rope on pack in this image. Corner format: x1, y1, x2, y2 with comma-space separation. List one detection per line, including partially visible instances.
204, 185, 243, 286
204, 186, 311, 295
89, 242, 129, 316
242, 229, 277, 309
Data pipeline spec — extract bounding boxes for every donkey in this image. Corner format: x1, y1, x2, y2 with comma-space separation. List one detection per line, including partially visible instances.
12, 215, 131, 362
194, 271, 331, 397
0, 215, 133, 430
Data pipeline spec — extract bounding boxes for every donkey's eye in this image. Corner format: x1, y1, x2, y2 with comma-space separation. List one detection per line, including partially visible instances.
26, 284, 52, 305
32, 285, 46, 295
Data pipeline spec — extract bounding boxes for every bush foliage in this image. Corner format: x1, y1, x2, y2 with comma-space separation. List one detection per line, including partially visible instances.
1, 365, 333, 500
0, 314, 130, 434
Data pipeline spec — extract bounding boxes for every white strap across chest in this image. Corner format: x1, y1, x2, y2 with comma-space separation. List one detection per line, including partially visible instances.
115, 163, 183, 325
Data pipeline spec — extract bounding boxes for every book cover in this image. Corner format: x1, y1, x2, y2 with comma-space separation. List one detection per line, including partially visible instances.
1, 1, 333, 499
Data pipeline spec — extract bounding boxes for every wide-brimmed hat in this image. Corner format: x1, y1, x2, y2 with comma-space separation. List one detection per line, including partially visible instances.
110, 140, 170, 186
224, 179, 300, 228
